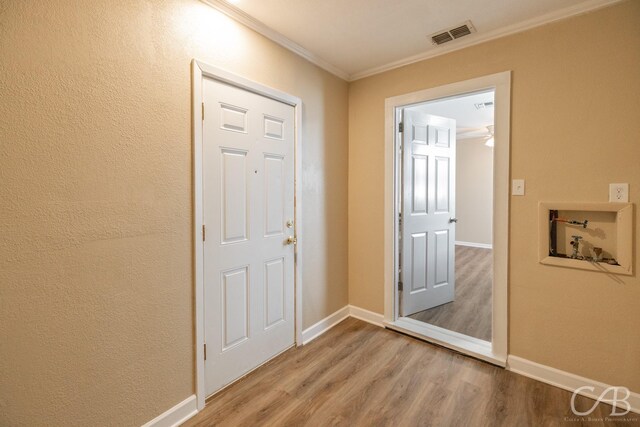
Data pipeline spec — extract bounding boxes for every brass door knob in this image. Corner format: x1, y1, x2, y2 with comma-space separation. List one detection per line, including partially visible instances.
286, 236, 297, 245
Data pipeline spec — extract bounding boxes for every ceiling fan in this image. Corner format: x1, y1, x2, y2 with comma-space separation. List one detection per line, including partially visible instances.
456, 125, 494, 147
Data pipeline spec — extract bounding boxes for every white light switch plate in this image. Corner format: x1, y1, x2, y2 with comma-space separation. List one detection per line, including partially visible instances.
512, 179, 525, 196
609, 183, 629, 202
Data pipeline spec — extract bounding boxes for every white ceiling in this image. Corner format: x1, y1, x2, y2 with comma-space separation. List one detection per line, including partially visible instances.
213, 0, 621, 80
408, 91, 495, 140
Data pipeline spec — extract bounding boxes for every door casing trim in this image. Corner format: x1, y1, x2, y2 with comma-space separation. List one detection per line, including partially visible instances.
383, 71, 511, 365
192, 59, 303, 410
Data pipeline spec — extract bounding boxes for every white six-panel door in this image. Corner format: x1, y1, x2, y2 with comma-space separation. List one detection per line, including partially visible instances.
401, 110, 456, 317
202, 77, 295, 396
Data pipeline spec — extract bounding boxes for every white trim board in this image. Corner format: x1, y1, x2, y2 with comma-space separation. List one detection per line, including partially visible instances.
141, 395, 198, 427
350, 0, 623, 80
302, 306, 350, 345
383, 72, 511, 365
301, 305, 385, 345
455, 241, 493, 249
192, 59, 304, 411
349, 305, 385, 327
508, 356, 640, 415
201, 0, 623, 82
200, 0, 348, 80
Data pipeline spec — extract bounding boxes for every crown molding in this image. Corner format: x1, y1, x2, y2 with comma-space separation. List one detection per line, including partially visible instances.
201, 0, 350, 81
202, 0, 624, 83
349, 0, 624, 81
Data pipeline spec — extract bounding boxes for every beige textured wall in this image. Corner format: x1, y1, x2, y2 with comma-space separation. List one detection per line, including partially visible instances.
349, 0, 640, 392
456, 138, 493, 245
0, 1, 348, 425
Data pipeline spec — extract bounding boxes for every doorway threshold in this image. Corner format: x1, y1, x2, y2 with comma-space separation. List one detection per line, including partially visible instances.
384, 317, 506, 367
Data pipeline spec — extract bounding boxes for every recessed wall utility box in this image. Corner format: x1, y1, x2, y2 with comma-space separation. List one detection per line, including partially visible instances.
538, 202, 633, 275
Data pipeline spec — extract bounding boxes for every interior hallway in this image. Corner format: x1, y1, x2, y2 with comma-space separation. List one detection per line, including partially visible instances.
184, 318, 620, 427
408, 245, 492, 341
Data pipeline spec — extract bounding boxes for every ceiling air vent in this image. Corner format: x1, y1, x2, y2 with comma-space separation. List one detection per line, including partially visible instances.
474, 101, 494, 110
430, 20, 476, 46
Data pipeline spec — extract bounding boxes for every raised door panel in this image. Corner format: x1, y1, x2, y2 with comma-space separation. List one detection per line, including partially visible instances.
430, 126, 450, 148
220, 104, 248, 133
434, 230, 450, 287
264, 258, 285, 328
222, 267, 249, 350
412, 155, 428, 215
410, 233, 427, 293
220, 149, 248, 244
412, 123, 428, 144
264, 115, 284, 140
264, 155, 284, 237
434, 156, 450, 213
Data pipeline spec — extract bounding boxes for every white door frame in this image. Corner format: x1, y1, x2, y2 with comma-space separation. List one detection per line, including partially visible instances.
383, 71, 510, 366
192, 59, 303, 410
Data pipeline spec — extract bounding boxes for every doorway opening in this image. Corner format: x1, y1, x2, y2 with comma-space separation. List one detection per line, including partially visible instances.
401, 90, 494, 343
383, 72, 510, 366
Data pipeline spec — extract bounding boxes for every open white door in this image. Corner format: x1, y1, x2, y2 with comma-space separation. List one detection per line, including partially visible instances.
202, 77, 295, 396
400, 110, 456, 317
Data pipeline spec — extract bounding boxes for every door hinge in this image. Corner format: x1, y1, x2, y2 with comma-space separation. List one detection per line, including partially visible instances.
202, 102, 205, 121
204, 343, 207, 360
398, 281, 403, 291
398, 122, 404, 133
202, 224, 206, 241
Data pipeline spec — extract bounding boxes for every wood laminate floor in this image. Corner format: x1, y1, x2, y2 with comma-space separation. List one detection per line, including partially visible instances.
408, 245, 492, 341
184, 318, 632, 427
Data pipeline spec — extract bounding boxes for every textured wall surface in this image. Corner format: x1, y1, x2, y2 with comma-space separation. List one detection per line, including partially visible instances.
456, 137, 493, 245
3, 0, 639, 425
0, 0, 348, 425
349, 0, 640, 391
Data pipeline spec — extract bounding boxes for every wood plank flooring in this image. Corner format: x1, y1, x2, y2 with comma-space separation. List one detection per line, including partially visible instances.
184, 318, 632, 427
409, 245, 492, 341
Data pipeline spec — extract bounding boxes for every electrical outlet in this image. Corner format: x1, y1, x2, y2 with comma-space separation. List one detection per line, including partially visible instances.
512, 179, 525, 196
609, 183, 629, 202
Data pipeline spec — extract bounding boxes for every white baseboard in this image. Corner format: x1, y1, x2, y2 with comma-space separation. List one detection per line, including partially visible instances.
301, 305, 350, 345
141, 395, 198, 427
301, 305, 386, 345
508, 356, 640, 415
349, 305, 385, 327
455, 241, 493, 249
